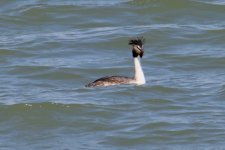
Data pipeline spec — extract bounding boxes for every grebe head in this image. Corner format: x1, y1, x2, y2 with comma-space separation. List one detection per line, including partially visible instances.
129, 37, 145, 58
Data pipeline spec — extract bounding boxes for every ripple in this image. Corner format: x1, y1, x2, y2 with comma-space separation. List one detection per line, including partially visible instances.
196, 0, 225, 5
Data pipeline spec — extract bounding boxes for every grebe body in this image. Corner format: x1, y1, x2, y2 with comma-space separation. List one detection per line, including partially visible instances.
86, 37, 145, 87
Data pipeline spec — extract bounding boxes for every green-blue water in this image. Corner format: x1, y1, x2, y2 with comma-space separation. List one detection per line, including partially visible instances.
1, 0, 225, 149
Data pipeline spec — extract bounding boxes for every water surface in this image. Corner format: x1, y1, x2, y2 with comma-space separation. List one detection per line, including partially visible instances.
1, 0, 225, 149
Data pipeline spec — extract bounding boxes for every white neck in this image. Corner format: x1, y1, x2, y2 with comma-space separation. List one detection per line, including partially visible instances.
133, 57, 145, 85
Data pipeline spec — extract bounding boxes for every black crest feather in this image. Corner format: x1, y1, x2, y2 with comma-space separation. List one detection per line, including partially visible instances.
129, 37, 145, 46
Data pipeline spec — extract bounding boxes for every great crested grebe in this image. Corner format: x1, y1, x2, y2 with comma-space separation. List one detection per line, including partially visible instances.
86, 37, 145, 87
